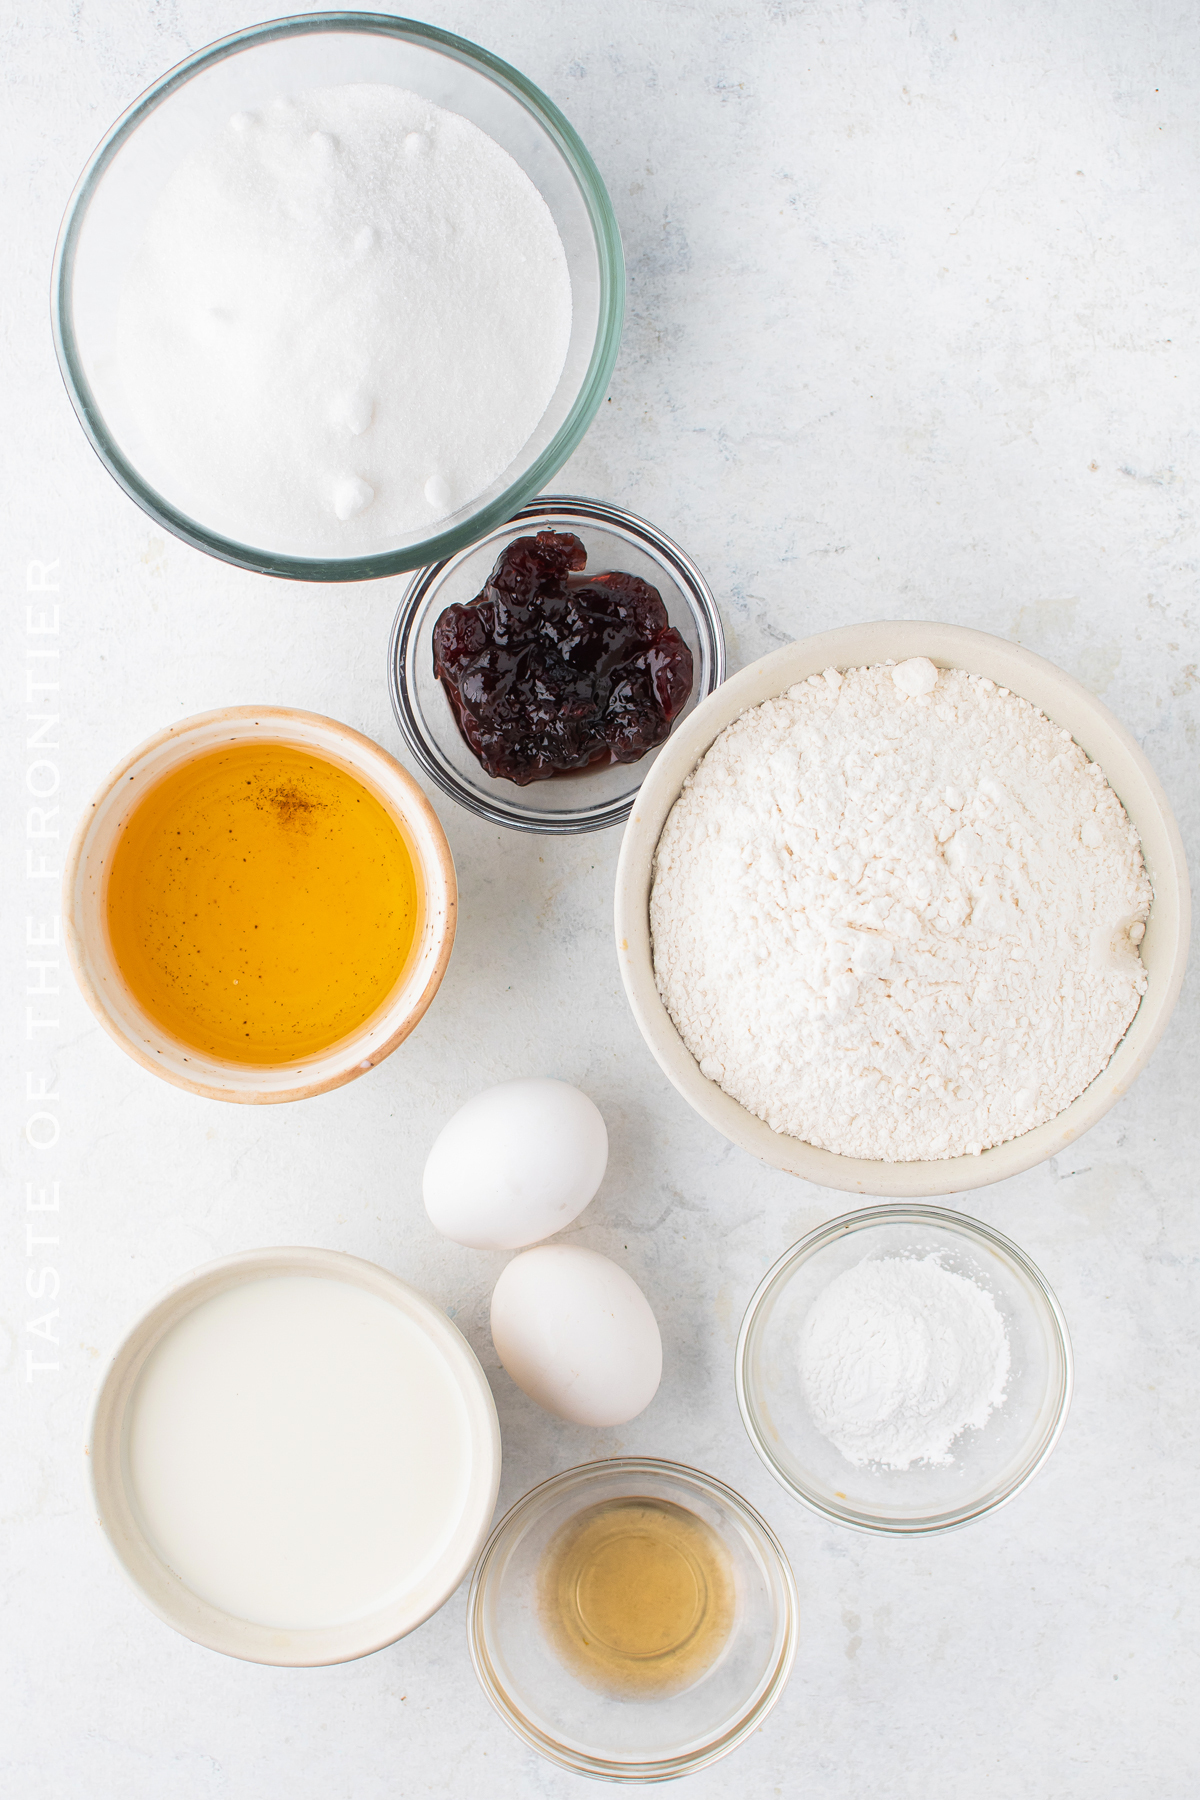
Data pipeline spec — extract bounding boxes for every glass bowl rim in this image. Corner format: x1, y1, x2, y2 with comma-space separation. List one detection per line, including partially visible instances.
735, 1204, 1074, 1538
387, 493, 727, 836
465, 1454, 799, 1783
50, 10, 626, 583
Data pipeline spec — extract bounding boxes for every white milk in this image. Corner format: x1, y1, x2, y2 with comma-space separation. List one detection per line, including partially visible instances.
126, 1275, 473, 1629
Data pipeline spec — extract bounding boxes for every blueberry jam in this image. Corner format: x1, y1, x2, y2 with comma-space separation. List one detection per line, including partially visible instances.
431, 530, 694, 785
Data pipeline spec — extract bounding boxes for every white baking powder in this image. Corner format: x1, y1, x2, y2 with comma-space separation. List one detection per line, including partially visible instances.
650, 659, 1152, 1160
111, 85, 572, 555
797, 1253, 1010, 1469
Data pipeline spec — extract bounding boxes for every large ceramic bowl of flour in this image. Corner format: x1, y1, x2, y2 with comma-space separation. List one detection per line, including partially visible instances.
52, 16, 623, 580
614, 623, 1190, 1197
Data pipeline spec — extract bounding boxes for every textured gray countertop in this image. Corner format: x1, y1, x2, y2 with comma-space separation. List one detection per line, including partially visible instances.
3, 2, 1197, 1795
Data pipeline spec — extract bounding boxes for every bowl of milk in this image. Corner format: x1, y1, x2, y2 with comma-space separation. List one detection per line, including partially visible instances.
87, 1247, 501, 1664
52, 15, 624, 580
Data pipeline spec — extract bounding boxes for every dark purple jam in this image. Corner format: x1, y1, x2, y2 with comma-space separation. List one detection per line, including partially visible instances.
431, 530, 694, 785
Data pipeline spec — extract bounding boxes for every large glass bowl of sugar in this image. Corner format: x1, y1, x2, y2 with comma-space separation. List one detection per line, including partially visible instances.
51, 14, 624, 581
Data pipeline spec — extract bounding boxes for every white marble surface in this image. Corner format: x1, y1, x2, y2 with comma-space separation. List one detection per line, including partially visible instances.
3, 2, 1198, 1795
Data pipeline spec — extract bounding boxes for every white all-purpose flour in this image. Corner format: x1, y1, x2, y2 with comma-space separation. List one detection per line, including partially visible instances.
650, 660, 1152, 1161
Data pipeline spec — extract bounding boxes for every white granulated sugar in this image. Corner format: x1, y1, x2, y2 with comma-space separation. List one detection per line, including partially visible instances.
110, 85, 572, 556
797, 1254, 1010, 1469
650, 661, 1152, 1160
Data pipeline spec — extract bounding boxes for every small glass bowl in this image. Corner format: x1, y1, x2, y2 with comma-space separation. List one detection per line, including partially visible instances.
388, 495, 726, 834
736, 1206, 1073, 1536
51, 15, 624, 580
466, 1458, 797, 1782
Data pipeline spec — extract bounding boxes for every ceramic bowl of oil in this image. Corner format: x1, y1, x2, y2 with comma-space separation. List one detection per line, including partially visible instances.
64, 707, 456, 1103
466, 1457, 798, 1782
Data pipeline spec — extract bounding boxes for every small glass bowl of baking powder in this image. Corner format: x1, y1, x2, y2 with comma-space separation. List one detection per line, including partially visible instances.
736, 1206, 1073, 1536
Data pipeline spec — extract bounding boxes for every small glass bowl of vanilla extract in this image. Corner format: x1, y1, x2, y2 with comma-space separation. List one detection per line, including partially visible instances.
466, 1458, 797, 1782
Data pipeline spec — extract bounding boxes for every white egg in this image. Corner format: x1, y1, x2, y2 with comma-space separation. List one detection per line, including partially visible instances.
423, 1078, 608, 1251
490, 1246, 662, 1426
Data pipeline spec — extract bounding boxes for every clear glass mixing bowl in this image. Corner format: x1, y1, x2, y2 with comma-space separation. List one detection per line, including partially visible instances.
736, 1206, 1074, 1536
466, 1458, 798, 1782
51, 13, 625, 581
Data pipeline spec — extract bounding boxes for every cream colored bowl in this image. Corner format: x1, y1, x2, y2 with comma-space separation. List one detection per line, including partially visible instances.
64, 707, 456, 1104
614, 623, 1190, 1196
87, 1247, 501, 1666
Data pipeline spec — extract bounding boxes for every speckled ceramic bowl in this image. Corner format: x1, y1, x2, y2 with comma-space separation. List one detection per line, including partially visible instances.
64, 707, 456, 1103
614, 622, 1190, 1197
88, 1247, 501, 1664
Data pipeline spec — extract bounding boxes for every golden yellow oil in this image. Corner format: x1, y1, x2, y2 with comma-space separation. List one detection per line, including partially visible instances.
538, 1498, 735, 1699
106, 743, 420, 1063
